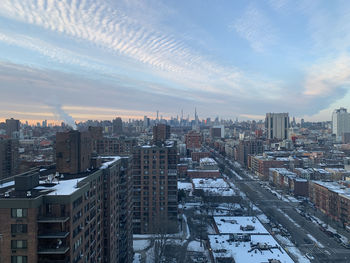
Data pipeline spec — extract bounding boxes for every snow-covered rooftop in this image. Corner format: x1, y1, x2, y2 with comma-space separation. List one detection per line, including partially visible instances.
192, 178, 228, 189
100, 156, 121, 169
209, 234, 294, 263
45, 177, 87, 196
269, 168, 296, 176
199, 157, 217, 165
192, 178, 235, 196
312, 181, 350, 197
214, 216, 269, 235
177, 181, 193, 191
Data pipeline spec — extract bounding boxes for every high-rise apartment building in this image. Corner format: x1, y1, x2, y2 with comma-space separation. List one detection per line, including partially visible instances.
132, 143, 178, 234
6, 118, 20, 138
56, 130, 92, 174
0, 138, 19, 180
0, 130, 133, 263
265, 113, 289, 140
332, 108, 350, 141
153, 124, 170, 145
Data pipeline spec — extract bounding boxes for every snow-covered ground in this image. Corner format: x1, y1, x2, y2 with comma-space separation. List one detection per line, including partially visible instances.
230, 168, 243, 180
275, 234, 311, 263
133, 253, 142, 263
307, 234, 324, 248
133, 239, 150, 251
277, 208, 301, 228
182, 214, 190, 240
257, 213, 270, 224
187, 240, 205, 252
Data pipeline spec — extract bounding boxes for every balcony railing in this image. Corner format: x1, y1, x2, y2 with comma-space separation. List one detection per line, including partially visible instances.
38, 232, 70, 239
38, 246, 69, 254
37, 217, 70, 223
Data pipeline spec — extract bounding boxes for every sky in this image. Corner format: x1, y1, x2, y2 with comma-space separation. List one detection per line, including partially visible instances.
0, 0, 350, 123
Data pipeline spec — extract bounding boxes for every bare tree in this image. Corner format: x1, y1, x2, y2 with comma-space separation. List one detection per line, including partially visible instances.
151, 215, 178, 263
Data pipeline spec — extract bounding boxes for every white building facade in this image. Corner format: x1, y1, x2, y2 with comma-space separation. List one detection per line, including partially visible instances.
265, 113, 289, 140
332, 108, 350, 141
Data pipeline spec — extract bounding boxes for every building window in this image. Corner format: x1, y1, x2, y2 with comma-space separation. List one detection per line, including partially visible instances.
11, 256, 27, 263
11, 224, 28, 234
11, 209, 27, 218
11, 240, 27, 249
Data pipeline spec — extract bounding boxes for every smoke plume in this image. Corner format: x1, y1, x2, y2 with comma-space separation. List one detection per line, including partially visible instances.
50, 104, 77, 129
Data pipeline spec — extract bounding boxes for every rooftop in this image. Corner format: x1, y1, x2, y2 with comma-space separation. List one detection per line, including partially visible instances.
214, 216, 269, 235
0, 156, 121, 199
313, 180, 350, 197
199, 157, 217, 165
209, 234, 294, 263
192, 178, 234, 196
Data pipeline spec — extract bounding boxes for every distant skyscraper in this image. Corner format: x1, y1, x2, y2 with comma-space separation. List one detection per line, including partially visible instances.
42, 120, 47, 127
112, 117, 123, 135
210, 125, 224, 138
5, 118, 20, 138
143, 116, 150, 128
332, 108, 350, 141
265, 113, 289, 140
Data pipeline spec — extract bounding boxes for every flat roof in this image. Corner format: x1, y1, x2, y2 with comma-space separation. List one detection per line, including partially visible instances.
214, 216, 269, 235
0, 156, 121, 198
209, 234, 294, 263
192, 178, 235, 196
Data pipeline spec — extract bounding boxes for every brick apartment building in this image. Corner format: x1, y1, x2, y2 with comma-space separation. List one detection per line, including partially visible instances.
0, 131, 133, 263
249, 155, 286, 180
153, 124, 170, 145
132, 142, 178, 234
269, 168, 308, 197
0, 138, 19, 180
185, 130, 202, 150
56, 130, 92, 174
309, 181, 350, 227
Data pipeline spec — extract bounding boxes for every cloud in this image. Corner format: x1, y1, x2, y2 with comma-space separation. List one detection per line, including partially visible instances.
303, 54, 350, 97
0, 0, 249, 96
230, 3, 277, 52
0, 0, 348, 120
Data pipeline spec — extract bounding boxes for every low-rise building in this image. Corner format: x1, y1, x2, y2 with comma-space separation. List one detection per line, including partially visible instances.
309, 180, 350, 227
209, 216, 294, 263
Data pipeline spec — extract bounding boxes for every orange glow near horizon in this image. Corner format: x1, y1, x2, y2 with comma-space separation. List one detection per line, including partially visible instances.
0, 115, 171, 125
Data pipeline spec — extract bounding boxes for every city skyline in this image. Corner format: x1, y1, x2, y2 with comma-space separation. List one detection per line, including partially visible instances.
0, 0, 350, 123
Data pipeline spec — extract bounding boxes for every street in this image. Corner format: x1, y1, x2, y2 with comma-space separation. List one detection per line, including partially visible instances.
212, 151, 350, 263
